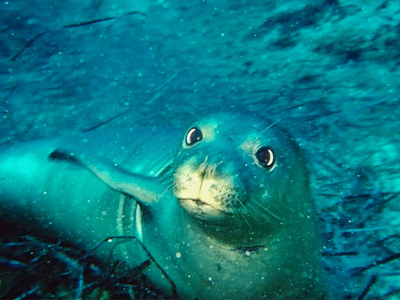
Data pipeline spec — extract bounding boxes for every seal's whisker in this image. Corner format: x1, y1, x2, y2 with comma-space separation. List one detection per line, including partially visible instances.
229, 201, 253, 230
158, 173, 174, 184
228, 202, 242, 227
240, 210, 253, 230
251, 200, 282, 221
163, 185, 174, 194
161, 182, 175, 197
235, 197, 261, 225
159, 175, 175, 192
159, 180, 172, 190
167, 182, 176, 192
259, 118, 282, 134
242, 201, 269, 224
252, 119, 269, 135
209, 161, 223, 176
246, 202, 272, 223
199, 156, 209, 170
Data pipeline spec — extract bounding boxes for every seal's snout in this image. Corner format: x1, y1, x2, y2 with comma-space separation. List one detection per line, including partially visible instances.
173, 156, 247, 220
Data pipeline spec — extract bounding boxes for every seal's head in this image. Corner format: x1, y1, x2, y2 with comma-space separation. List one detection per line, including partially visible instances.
173, 112, 311, 243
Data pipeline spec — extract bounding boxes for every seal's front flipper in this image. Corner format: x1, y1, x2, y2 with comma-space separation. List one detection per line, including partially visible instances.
49, 149, 166, 206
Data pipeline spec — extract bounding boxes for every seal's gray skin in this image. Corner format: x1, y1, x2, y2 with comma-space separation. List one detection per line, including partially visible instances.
0, 113, 326, 299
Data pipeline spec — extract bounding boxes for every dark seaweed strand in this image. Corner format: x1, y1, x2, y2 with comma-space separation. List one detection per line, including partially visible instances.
62, 17, 116, 28
82, 109, 129, 132
10, 31, 50, 61
356, 274, 378, 300
10, 11, 146, 61
84, 236, 179, 299
0, 124, 33, 146
353, 252, 400, 275
322, 251, 358, 256
82, 73, 179, 132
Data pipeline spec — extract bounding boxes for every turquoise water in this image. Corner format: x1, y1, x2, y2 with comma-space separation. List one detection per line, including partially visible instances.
1, 0, 400, 298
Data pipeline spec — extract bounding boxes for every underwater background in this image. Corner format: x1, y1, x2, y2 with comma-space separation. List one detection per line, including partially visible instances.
1, 0, 400, 298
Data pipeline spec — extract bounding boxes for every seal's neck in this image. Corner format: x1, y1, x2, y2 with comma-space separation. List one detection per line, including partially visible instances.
188, 216, 281, 247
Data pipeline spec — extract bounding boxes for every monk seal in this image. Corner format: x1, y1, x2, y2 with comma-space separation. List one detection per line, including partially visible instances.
0, 112, 326, 299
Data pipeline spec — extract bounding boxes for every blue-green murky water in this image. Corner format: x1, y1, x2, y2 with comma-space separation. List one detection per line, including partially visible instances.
1, 1, 399, 298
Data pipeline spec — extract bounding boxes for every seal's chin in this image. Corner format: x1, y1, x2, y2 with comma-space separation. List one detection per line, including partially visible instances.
177, 198, 232, 221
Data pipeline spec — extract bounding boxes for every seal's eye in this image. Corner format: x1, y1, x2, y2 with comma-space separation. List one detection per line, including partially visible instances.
185, 127, 203, 146
255, 147, 276, 170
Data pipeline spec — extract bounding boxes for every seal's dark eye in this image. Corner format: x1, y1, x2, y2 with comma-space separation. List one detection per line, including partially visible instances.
255, 147, 276, 170
185, 127, 203, 146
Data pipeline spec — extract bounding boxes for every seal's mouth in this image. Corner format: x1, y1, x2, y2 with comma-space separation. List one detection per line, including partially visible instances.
177, 197, 233, 218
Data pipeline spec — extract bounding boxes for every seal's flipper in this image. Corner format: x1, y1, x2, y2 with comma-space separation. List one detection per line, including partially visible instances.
49, 149, 166, 206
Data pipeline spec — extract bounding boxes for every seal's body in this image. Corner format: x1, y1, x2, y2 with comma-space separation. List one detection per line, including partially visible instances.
0, 113, 326, 299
